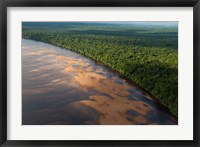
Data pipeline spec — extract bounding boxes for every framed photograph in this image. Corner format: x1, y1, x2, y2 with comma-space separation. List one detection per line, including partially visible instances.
0, 0, 199, 146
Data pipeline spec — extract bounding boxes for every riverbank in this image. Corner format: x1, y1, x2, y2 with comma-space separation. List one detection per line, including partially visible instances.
22, 39, 177, 124
22, 23, 178, 117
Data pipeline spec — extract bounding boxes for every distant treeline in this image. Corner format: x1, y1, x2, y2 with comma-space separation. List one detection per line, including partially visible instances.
22, 22, 178, 117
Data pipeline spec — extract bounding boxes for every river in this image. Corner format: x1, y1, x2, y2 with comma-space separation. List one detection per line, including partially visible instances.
22, 39, 177, 125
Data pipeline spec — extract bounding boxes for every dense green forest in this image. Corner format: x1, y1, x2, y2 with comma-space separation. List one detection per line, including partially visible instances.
22, 22, 178, 117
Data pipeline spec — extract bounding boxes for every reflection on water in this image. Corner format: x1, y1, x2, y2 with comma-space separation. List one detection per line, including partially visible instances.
22, 39, 177, 125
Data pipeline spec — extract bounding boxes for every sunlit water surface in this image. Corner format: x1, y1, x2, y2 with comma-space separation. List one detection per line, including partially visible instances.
22, 39, 177, 125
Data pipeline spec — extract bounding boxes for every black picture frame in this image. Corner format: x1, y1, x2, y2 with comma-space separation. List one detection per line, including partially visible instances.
0, 0, 199, 146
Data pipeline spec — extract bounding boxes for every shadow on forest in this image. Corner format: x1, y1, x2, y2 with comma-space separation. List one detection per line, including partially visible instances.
72, 29, 178, 38
122, 60, 178, 115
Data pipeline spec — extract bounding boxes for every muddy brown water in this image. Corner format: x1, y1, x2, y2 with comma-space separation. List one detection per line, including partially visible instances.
22, 39, 177, 125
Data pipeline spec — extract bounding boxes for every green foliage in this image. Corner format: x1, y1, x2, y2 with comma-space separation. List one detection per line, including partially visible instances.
22, 22, 178, 117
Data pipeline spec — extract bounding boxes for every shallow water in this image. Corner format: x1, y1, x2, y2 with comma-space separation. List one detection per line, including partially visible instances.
22, 39, 177, 125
